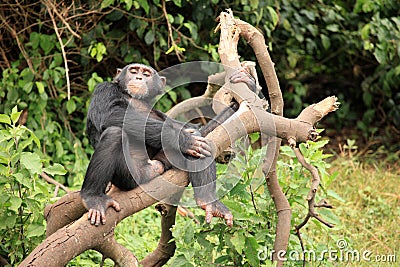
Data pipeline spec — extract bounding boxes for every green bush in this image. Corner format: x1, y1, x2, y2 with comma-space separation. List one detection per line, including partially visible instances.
169, 138, 340, 266
0, 108, 66, 264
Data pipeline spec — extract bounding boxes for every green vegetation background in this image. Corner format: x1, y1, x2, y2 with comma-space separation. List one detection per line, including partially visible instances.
0, 0, 398, 266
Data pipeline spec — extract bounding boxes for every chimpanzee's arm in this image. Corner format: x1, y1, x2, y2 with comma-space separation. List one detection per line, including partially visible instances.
86, 82, 128, 147
106, 107, 212, 158
81, 126, 141, 225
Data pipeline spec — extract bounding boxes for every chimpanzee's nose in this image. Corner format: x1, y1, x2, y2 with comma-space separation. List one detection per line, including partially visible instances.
136, 76, 143, 80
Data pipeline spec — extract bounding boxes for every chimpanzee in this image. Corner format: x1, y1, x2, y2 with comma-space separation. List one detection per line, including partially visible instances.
81, 63, 256, 227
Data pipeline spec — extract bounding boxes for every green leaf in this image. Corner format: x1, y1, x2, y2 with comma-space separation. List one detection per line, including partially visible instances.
0, 114, 11, 125
0, 214, 17, 230
0, 164, 8, 175
30, 32, 40, 49
183, 22, 198, 40
172, 0, 181, 7
168, 90, 177, 103
14, 173, 33, 189
9, 196, 22, 212
36, 81, 45, 94
43, 163, 67, 176
231, 231, 245, 254
23, 81, 33, 93
11, 106, 22, 124
25, 128, 41, 149
101, 0, 114, 8
136, 0, 150, 14
66, 99, 76, 114
55, 140, 64, 158
20, 152, 42, 175
326, 24, 339, 32
144, 31, 155, 45
39, 35, 55, 55
175, 14, 184, 24
165, 46, 175, 55
249, 132, 260, 143
320, 34, 331, 49
317, 208, 340, 226
97, 43, 107, 55
223, 199, 248, 219
88, 72, 104, 92
360, 24, 370, 40
183, 223, 194, 243
124, 0, 133, 10
327, 189, 345, 202
167, 14, 174, 24
245, 236, 260, 266
170, 254, 193, 267
90, 46, 97, 57
267, 6, 279, 27
299, 143, 308, 156
250, 0, 259, 9
373, 48, 386, 64
26, 223, 45, 238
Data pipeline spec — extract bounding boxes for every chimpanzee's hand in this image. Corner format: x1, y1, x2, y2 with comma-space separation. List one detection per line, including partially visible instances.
197, 199, 233, 227
82, 195, 121, 226
229, 67, 257, 92
180, 128, 212, 158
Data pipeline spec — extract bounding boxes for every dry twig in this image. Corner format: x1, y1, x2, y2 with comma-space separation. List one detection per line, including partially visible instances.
45, 1, 72, 100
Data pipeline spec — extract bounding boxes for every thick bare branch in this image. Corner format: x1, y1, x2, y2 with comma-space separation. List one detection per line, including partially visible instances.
217, 10, 289, 265
96, 237, 139, 267
140, 203, 178, 266
166, 71, 225, 118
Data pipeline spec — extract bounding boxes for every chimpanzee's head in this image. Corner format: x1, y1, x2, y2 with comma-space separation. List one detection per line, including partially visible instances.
114, 63, 166, 100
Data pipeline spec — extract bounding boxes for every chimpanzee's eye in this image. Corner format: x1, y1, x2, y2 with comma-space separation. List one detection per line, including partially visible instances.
129, 67, 139, 74
143, 70, 152, 77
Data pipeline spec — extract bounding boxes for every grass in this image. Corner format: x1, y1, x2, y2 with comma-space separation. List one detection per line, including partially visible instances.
305, 153, 400, 266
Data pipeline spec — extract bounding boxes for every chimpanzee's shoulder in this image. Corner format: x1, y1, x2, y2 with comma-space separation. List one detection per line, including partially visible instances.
92, 81, 120, 95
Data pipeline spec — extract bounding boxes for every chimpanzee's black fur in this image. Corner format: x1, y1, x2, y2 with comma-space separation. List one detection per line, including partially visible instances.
81, 63, 250, 226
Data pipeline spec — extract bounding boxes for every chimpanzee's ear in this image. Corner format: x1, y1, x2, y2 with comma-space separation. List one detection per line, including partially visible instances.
114, 68, 123, 81
160, 76, 166, 88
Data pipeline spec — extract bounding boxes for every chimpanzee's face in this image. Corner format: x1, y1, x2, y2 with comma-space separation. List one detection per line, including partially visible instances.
115, 64, 166, 100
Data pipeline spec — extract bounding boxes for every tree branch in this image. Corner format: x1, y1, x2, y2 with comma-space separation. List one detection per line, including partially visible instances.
293, 148, 335, 231
140, 202, 178, 266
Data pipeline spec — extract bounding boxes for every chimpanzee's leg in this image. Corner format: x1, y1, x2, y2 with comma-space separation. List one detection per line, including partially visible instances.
81, 126, 139, 225
189, 163, 233, 226
81, 127, 125, 225
186, 103, 240, 226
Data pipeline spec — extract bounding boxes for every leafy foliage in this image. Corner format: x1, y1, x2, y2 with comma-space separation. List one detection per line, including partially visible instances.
0, 108, 66, 264
169, 139, 339, 266
272, 0, 400, 147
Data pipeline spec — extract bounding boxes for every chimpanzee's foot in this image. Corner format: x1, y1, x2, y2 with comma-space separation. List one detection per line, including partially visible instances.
229, 67, 257, 92
82, 195, 121, 226
197, 199, 233, 227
